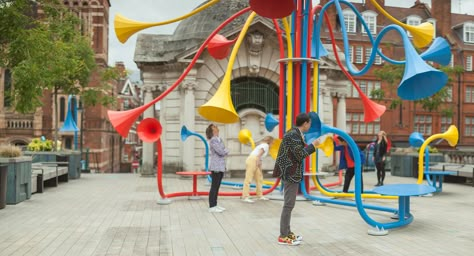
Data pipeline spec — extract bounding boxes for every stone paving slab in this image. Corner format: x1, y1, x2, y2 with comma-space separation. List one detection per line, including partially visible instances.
0, 171, 472, 256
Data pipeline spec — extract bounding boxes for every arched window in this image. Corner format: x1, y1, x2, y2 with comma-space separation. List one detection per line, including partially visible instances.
230, 77, 279, 115
60, 97, 66, 122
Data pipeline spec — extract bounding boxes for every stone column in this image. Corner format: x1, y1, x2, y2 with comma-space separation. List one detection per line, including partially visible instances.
180, 81, 196, 171
141, 85, 155, 177
336, 93, 347, 132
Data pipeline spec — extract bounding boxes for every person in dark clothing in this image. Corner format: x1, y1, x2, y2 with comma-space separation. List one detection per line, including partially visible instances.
273, 113, 321, 246
373, 130, 388, 186
335, 136, 365, 193
206, 124, 229, 213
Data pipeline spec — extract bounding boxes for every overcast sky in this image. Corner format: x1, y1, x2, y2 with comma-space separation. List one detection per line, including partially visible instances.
108, 0, 474, 73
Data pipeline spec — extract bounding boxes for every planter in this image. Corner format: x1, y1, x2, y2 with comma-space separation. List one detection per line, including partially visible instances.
24, 151, 81, 179
0, 156, 32, 205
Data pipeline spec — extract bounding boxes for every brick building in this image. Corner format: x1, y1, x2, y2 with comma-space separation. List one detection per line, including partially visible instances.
0, 0, 128, 172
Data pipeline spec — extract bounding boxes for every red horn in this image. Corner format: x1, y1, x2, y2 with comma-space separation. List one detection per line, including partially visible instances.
137, 118, 163, 143
207, 34, 236, 60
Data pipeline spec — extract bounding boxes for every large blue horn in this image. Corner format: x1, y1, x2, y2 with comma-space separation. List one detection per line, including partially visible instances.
409, 132, 425, 148
420, 37, 451, 66
59, 95, 79, 132
264, 113, 279, 132
397, 34, 448, 100
180, 125, 209, 171
180, 125, 192, 141
305, 112, 323, 144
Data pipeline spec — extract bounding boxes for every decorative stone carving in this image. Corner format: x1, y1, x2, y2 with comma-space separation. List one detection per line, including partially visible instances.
247, 31, 264, 76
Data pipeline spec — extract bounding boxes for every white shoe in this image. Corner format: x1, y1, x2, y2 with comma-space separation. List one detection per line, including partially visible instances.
208, 206, 224, 213
216, 206, 226, 211
242, 197, 255, 203
257, 196, 269, 201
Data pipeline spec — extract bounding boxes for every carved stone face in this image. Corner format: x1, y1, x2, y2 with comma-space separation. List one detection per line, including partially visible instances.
247, 31, 264, 55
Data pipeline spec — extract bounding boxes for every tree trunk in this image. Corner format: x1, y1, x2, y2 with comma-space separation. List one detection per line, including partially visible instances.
54, 86, 58, 152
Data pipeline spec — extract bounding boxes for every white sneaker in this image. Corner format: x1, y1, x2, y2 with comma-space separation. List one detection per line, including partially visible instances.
242, 197, 255, 203
208, 206, 224, 213
216, 206, 226, 211
257, 196, 269, 201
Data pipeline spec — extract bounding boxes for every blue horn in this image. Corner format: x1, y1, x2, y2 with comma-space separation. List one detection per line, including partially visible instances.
264, 113, 279, 132
409, 132, 425, 148
420, 37, 451, 66
59, 95, 79, 132
397, 33, 448, 100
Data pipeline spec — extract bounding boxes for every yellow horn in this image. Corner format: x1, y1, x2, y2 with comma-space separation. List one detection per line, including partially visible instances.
368, 0, 434, 48
238, 129, 255, 149
417, 125, 458, 184
114, 0, 220, 43
198, 78, 239, 123
114, 14, 158, 43
316, 136, 334, 157
269, 139, 281, 160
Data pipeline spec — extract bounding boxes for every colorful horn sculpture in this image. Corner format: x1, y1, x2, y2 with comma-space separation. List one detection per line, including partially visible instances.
420, 37, 451, 66
249, 0, 295, 18
311, 38, 329, 58
238, 129, 255, 149
264, 113, 279, 132
59, 95, 79, 132
417, 125, 458, 184
207, 34, 236, 60
315, 136, 334, 157
368, 0, 434, 48
397, 33, 448, 100
409, 132, 424, 148
136, 118, 162, 143
181, 125, 209, 171
197, 76, 239, 124
269, 138, 281, 160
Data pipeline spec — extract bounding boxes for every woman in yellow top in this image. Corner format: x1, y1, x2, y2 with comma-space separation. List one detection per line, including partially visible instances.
242, 136, 274, 203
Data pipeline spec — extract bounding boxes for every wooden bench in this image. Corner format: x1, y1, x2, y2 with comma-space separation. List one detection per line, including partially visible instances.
32, 163, 69, 193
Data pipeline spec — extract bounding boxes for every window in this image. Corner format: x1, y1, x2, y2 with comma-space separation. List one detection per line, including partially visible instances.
343, 10, 357, 33
355, 46, 363, 64
466, 56, 472, 71
230, 77, 279, 114
463, 22, 474, 43
348, 80, 381, 98
365, 47, 372, 64
375, 48, 382, 65
441, 116, 452, 133
406, 15, 421, 37
348, 46, 354, 63
346, 113, 380, 135
414, 115, 432, 135
449, 54, 454, 68
444, 85, 453, 102
465, 87, 474, 103
465, 116, 474, 136
362, 11, 377, 35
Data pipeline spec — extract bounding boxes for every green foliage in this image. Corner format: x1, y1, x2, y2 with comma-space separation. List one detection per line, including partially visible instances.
0, 0, 119, 113
0, 144, 23, 158
27, 138, 53, 151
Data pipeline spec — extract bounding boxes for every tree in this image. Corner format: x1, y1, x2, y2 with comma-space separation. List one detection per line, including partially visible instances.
1, 0, 120, 149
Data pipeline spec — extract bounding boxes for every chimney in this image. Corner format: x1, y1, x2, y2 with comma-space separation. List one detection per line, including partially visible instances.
431, 0, 452, 37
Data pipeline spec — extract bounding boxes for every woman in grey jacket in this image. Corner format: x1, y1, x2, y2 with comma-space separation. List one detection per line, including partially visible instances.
206, 124, 229, 213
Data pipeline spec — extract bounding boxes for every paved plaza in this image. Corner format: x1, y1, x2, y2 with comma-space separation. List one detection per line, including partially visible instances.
0, 171, 473, 256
